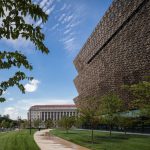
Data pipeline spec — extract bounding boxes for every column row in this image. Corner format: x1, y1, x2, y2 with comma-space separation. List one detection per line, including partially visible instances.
41, 111, 77, 121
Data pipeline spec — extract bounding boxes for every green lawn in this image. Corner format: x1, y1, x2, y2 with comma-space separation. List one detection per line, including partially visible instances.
0, 130, 39, 150
51, 129, 150, 150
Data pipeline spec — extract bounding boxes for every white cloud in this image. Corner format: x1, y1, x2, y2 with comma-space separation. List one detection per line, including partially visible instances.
2, 37, 34, 53
64, 40, 76, 52
8, 97, 14, 101
59, 36, 79, 52
2, 91, 10, 95
2, 91, 6, 95
3, 107, 19, 119
40, 0, 49, 8
51, 2, 85, 52
60, 3, 67, 11
58, 13, 66, 22
62, 15, 74, 24
45, 4, 55, 15
35, 19, 43, 27
64, 28, 71, 35
35, 1, 55, 26
24, 79, 40, 93
50, 23, 59, 31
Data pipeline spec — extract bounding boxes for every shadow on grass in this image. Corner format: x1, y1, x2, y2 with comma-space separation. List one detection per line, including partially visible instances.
95, 135, 129, 140
63, 132, 78, 135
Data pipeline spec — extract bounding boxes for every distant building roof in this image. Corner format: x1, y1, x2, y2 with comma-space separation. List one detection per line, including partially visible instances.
29, 104, 76, 110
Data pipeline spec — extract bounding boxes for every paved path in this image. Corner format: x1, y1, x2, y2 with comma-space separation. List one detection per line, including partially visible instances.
34, 129, 90, 150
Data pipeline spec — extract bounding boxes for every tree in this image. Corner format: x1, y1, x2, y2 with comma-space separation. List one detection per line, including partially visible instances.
123, 78, 150, 108
122, 78, 150, 132
123, 77, 150, 118
117, 116, 133, 135
45, 119, 53, 129
20, 120, 28, 129
9, 121, 15, 128
58, 116, 75, 133
0, 0, 49, 102
78, 97, 101, 144
33, 118, 40, 128
100, 92, 123, 136
1, 120, 8, 128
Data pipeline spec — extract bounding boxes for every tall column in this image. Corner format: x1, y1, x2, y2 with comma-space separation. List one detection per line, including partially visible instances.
64, 111, 65, 117
40, 112, 41, 120
55, 112, 57, 120
51, 112, 52, 120
45, 112, 47, 121
55, 112, 56, 120
57, 112, 60, 120
50, 112, 52, 120
43, 112, 45, 121
53, 112, 54, 121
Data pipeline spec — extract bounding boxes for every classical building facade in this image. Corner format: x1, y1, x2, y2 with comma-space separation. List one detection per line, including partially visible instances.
74, 0, 150, 106
28, 105, 77, 122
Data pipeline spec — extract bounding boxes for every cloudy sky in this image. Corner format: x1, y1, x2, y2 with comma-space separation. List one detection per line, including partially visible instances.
0, 0, 112, 119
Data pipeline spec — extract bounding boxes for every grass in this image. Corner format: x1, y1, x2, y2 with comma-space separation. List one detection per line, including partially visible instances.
0, 129, 39, 150
51, 129, 150, 150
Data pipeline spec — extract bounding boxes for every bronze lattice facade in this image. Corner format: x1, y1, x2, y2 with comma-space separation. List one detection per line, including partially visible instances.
73, 0, 150, 106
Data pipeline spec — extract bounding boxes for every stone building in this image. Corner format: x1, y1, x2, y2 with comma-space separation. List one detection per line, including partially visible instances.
74, 0, 150, 106
28, 105, 77, 122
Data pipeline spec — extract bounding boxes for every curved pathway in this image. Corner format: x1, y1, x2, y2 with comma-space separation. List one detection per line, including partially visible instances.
34, 129, 90, 150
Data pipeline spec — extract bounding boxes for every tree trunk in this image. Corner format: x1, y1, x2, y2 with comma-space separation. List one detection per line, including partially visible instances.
91, 127, 94, 144
142, 120, 144, 133
109, 124, 112, 136
124, 127, 126, 135
66, 129, 68, 134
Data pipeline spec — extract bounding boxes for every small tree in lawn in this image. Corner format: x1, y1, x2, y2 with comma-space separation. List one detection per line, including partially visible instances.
58, 116, 75, 133
33, 119, 40, 128
78, 97, 101, 144
45, 119, 53, 129
117, 115, 133, 135
1, 120, 8, 128
10, 121, 15, 129
100, 92, 123, 136
20, 120, 28, 129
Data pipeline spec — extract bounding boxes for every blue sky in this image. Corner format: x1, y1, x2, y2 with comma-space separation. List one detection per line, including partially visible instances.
0, 0, 112, 119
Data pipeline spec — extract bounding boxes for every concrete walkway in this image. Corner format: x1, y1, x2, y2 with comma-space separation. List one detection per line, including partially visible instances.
34, 129, 90, 150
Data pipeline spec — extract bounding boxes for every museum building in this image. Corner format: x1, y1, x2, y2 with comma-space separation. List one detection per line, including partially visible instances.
28, 104, 77, 122
73, 0, 150, 106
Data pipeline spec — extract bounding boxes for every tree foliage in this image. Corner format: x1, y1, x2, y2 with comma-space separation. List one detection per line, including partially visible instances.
0, 0, 49, 102
45, 119, 53, 129
78, 97, 101, 143
0, 114, 17, 129
58, 116, 75, 133
117, 116, 133, 135
123, 77, 150, 116
33, 118, 40, 128
100, 92, 123, 136
124, 81, 150, 107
